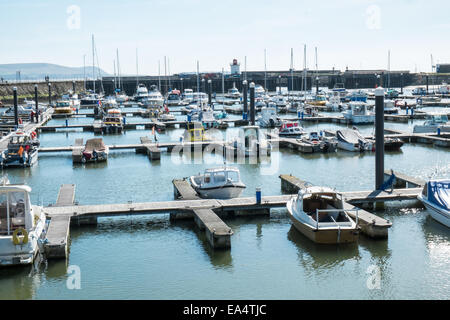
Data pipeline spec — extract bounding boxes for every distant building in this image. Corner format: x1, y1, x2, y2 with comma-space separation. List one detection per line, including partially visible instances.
436, 64, 450, 73
230, 59, 240, 75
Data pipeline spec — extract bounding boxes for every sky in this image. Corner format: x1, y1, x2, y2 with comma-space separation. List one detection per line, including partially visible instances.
0, 0, 449, 75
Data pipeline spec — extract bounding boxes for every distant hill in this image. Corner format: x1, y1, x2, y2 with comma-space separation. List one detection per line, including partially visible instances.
0, 63, 110, 81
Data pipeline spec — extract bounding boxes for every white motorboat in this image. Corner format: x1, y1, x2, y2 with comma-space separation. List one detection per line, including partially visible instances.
417, 180, 450, 227
225, 86, 240, 99
332, 83, 348, 101
342, 102, 375, 124
326, 92, 342, 111
182, 89, 194, 105
134, 83, 149, 102
0, 181, 47, 266
190, 167, 246, 199
384, 99, 400, 114
413, 114, 450, 133
80, 92, 101, 106
142, 85, 164, 108
101, 109, 123, 133
192, 92, 209, 108
257, 106, 282, 128
0, 130, 40, 168
336, 128, 373, 152
437, 83, 449, 95
278, 121, 306, 138
166, 89, 182, 106
115, 93, 129, 104
286, 186, 359, 244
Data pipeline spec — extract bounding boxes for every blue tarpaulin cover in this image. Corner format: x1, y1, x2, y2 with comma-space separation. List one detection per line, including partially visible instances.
428, 180, 450, 211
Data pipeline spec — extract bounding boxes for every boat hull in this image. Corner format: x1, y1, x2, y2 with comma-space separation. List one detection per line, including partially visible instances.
287, 201, 358, 244
418, 195, 450, 227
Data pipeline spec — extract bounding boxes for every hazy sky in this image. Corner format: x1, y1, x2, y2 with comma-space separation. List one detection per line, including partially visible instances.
0, 0, 448, 75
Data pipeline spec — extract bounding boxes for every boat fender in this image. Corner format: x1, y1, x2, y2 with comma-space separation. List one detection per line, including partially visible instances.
12, 227, 29, 245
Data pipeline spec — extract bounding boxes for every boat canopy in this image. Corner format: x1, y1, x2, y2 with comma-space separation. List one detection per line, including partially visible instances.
427, 180, 450, 211
336, 129, 365, 144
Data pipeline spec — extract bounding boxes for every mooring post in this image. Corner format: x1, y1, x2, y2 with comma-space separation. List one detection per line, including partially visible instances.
72, 80, 76, 93
48, 82, 52, 106
426, 75, 429, 95
208, 79, 212, 109
242, 80, 248, 121
316, 76, 319, 94
13, 87, 18, 129
249, 82, 255, 125
34, 84, 39, 123
375, 87, 385, 190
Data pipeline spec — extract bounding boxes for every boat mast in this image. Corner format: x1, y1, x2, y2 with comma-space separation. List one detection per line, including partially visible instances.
136, 48, 139, 89
290, 48, 294, 101
83, 54, 86, 91
244, 56, 247, 82
116, 49, 121, 92
92, 35, 95, 93
94, 42, 104, 94
303, 44, 307, 102
158, 60, 161, 91
197, 61, 200, 107
113, 59, 116, 92
264, 48, 267, 91
164, 56, 167, 94
388, 50, 391, 90
168, 57, 171, 91
315, 47, 318, 94
222, 67, 225, 95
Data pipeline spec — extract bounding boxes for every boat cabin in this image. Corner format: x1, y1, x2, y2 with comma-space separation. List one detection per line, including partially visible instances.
185, 122, 207, 142
200, 167, 241, 186
0, 185, 33, 236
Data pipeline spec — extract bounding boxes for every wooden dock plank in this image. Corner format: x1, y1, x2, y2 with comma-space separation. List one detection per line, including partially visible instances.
56, 184, 76, 206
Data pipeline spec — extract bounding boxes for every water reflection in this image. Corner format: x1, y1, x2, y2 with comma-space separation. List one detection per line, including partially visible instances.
287, 226, 361, 273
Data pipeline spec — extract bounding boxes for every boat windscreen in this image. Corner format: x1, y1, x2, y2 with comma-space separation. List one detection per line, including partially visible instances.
427, 181, 450, 211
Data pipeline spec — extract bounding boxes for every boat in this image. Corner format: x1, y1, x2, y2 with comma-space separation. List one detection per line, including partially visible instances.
384, 99, 400, 114
346, 90, 368, 102
308, 94, 327, 106
383, 137, 404, 151
142, 85, 164, 108
326, 92, 342, 111
225, 85, 240, 99
2, 105, 36, 118
0, 130, 39, 168
0, 181, 47, 266
332, 83, 347, 101
336, 128, 373, 152
230, 125, 272, 158
189, 167, 246, 199
418, 180, 450, 227
53, 100, 75, 116
115, 92, 129, 104
134, 83, 149, 102
297, 103, 319, 117
413, 114, 450, 133
183, 122, 210, 142
278, 121, 306, 138
257, 106, 282, 128
412, 87, 427, 96
158, 106, 176, 121
101, 109, 123, 133
81, 138, 109, 163
101, 96, 118, 111
254, 84, 267, 98
437, 83, 449, 95
214, 110, 227, 120
166, 89, 182, 106
286, 186, 359, 244
182, 89, 194, 105
80, 92, 101, 106
386, 89, 400, 99
342, 102, 375, 124
191, 92, 209, 108
62, 92, 80, 109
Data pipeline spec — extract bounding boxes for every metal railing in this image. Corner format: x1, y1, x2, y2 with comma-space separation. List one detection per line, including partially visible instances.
315, 208, 359, 230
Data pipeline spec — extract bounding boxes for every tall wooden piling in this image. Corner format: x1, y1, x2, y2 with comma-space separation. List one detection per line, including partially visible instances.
13, 87, 18, 128
375, 87, 385, 190
243, 80, 248, 120
249, 82, 255, 125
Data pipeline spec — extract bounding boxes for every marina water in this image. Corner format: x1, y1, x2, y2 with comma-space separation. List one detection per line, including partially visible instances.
0, 104, 449, 300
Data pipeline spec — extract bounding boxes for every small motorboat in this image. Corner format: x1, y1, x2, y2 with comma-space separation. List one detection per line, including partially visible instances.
225, 85, 241, 99
182, 122, 210, 142
384, 100, 400, 114
214, 110, 228, 120
417, 180, 450, 227
0, 130, 40, 168
53, 100, 75, 117
413, 114, 450, 133
336, 128, 373, 152
166, 89, 182, 106
0, 180, 47, 266
81, 138, 109, 163
342, 102, 375, 124
278, 121, 306, 138
286, 186, 359, 244
257, 105, 282, 128
190, 166, 246, 199
101, 109, 123, 134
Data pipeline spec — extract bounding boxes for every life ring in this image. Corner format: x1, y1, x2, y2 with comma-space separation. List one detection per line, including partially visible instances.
12, 228, 29, 245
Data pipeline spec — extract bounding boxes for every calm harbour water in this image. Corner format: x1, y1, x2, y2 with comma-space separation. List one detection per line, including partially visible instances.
0, 100, 449, 300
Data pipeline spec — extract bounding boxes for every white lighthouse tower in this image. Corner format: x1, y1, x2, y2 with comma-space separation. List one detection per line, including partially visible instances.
230, 59, 240, 75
